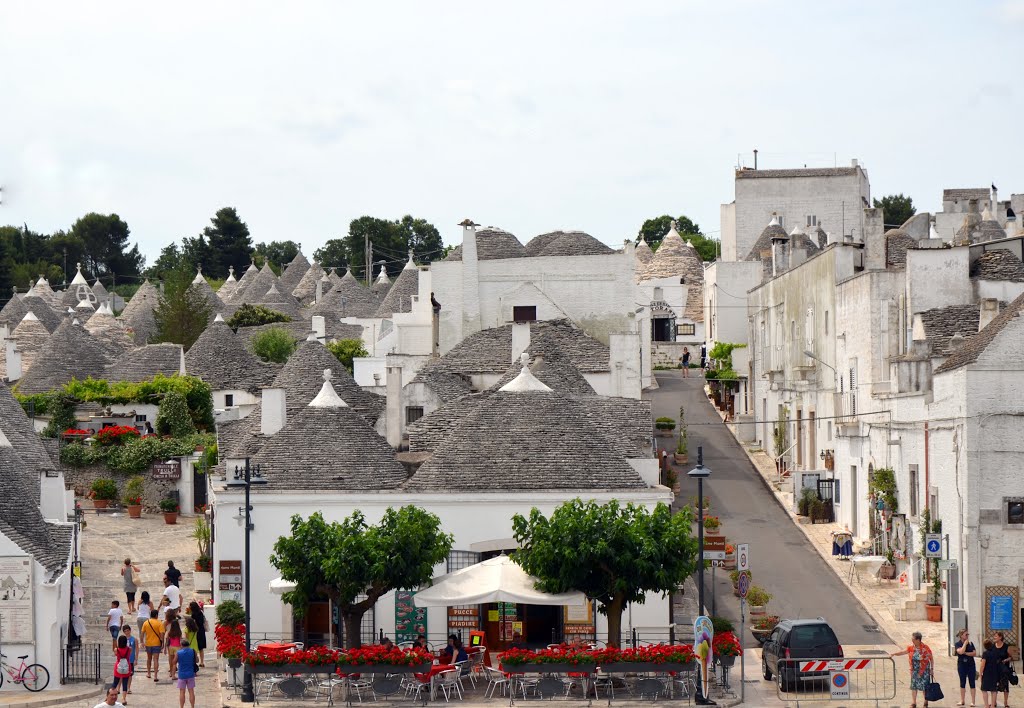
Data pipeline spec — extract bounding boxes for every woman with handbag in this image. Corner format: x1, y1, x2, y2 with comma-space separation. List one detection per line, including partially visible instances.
982, 639, 1004, 708
891, 631, 935, 707
993, 632, 1012, 708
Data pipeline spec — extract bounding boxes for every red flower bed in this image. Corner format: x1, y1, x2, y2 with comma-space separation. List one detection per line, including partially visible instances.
63, 429, 91, 437
95, 425, 141, 446
335, 646, 432, 667
215, 624, 246, 660
501, 644, 696, 667
712, 631, 743, 657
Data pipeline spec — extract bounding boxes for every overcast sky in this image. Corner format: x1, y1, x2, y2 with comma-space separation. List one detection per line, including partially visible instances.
2, 1, 1022, 269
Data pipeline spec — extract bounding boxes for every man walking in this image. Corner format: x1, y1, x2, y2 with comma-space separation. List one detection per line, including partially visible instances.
106, 600, 123, 651
164, 561, 182, 588
162, 576, 181, 611
176, 642, 198, 708
94, 687, 124, 707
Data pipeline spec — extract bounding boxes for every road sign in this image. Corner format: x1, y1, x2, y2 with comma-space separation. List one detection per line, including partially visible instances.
938, 559, 959, 571
703, 537, 726, 560
737, 571, 751, 599
703, 552, 726, 560
925, 534, 942, 558
737, 543, 749, 572
830, 671, 850, 699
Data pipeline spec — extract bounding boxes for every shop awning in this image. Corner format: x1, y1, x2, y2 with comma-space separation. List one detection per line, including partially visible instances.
413, 555, 587, 607
269, 577, 297, 594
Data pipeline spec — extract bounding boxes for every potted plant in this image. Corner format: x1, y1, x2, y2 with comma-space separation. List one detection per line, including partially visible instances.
723, 543, 736, 570
750, 615, 779, 644
123, 475, 145, 518
655, 417, 676, 437
91, 478, 118, 509
712, 632, 742, 667
746, 585, 772, 616
159, 497, 180, 524
192, 518, 212, 571
797, 487, 816, 517
664, 466, 680, 493
690, 495, 710, 513
921, 509, 943, 621
880, 547, 898, 580
674, 407, 689, 464
703, 515, 721, 535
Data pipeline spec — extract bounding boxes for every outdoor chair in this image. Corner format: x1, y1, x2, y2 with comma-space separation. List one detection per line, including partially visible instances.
346, 674, 376, 703
435, 669, 463, 702
483, 666, 509, 698
312, 674, 345, 703
453, 659, 474, 689
672, 668, 699, 701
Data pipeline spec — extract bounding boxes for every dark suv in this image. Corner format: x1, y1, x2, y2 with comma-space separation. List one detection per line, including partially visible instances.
761, 618, 843, 692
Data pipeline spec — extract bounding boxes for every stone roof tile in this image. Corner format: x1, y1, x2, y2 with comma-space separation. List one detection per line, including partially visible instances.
278, 252, 311, 294
736, 167, 859, 179
184, 321, 278, 392
105, 343, 183, 383
15, 319, 114, 394
374, 263, 419, 318
291, 262, 327, 304
444, 227, 527, 261
935, 291, 1024, 373
970, 249, 1024, 282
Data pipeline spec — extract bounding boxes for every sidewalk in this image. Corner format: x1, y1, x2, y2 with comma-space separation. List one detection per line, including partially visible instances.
0, 685, 103, 708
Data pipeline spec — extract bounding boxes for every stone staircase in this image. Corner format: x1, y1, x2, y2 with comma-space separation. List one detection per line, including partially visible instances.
888, 588, 930, 622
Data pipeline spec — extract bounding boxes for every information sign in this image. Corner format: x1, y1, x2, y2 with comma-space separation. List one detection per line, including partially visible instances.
152, 462, 181, 481
989, 595, 1014, 631
938, 559, 959, 571
702, 537, 726, 560
925, 534, 942, 559
219, 560, 242, 591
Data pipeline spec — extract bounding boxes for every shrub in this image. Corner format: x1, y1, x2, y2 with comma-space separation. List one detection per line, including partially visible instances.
91, 478, 118, 501
655, 417, 676, 431
798, 487, 817, 516
250, 327, 295, 364
710, 616, 735, 634
40, 394, 78, 438
326, 338, 369, 374
95, 425, 140, 446
123, 476, 145, 506
159, 497, 180, 513
703, 515, 720, 531
156, 390, 197, 437
59, 433, 216, 474
227, 304, 291, 328
745, 585, 772, 607
216, 599, 246, 627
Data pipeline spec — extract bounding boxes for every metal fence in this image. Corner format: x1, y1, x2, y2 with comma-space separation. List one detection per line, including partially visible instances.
773, 655, 897, 705
61, 642, 102, 685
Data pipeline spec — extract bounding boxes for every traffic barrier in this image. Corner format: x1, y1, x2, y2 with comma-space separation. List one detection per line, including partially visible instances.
772, 655, 896, 704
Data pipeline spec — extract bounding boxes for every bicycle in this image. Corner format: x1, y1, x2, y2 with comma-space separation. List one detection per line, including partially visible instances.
0, 652, 50, 691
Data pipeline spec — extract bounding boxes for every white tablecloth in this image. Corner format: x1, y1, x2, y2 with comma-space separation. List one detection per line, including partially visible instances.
849, 555, 887, 584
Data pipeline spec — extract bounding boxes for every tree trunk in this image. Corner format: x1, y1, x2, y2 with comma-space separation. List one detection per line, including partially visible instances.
605, 595, 626, 648
342, 610, 365, 649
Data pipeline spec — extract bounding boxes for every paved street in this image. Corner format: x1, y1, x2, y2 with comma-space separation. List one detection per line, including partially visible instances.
648, 372, 889, 649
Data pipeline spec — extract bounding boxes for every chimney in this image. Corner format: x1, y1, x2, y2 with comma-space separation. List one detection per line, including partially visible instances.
771, 238, 788, 276
5, 337, 21, 381
315, 277, 324, 304
790, 246, 807, 269
385, 365, 402, 448
851, 158, 859, 168
510, 322, 531, 362
949, 332, 965, 350
979, 298, 1000, 331
311, 316, 326, 341
260, 388, 286, 436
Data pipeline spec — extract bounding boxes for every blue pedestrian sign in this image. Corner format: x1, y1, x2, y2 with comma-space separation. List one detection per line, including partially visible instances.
925, 534, 942, 559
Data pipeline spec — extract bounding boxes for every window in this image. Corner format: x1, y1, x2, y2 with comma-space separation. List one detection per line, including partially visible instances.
1007, 500, 1024, 525
678, 323, 695, 336
833, 477, 841, 504
806, 215, 818, 227
406, 406, 425, 424
909, 465, 919, 517
224, 394, 234, 407
512, 306, 537, 323
135, 414, 147, 423
825, 311, 829, 336
653, 287, 663, 300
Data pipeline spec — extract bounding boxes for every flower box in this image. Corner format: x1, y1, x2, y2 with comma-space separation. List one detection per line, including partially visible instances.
246, 663, 336, 675
336, 662, 432, 675
503, 663, 593, 674
598, 662, 693, 673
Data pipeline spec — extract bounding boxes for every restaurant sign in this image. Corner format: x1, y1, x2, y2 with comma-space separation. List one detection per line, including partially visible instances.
395, 591, 427, 643
448, 607, 479, 629
152, 462, 181, 480
219, 560, 242, 592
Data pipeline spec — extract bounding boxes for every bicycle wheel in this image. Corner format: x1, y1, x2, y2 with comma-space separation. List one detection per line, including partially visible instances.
22, 664, 49, 691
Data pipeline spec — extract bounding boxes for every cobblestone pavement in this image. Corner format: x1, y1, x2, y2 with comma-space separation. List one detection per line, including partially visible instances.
61, 508, 221, 708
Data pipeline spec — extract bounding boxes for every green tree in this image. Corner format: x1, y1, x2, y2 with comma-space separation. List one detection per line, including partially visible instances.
152, 267, 213, 350
271, 507, 453, 648
146, 243, 189, 281
312, 239, 348, 270
253, 240, 301, 275
0, 234, 13, 300
250, 327, 296, 363
512, 499, 698, 647
156, 390, 197, 437
873, 193, 916, 229
637, 214, 718, 260
69, 212, 144, 278
227, 304, 291, 329
326, 338, 369, 374
191, 207, 253, 278
396, 215, 444, 268
340, 215, 445, 280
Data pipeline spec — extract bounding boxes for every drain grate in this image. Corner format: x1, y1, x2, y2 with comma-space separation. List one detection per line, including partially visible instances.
859, 648, 888, 655
862, 625, 883, 633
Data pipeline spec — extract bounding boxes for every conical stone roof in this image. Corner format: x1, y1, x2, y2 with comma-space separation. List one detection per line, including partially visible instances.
30, 276, 62, 310
324, 269, 381, 318
217, 267, 239, 302
184, 320, 278, 392
186, 272, 224, 315
970, 249, 1024, 282
249, 282, 302, 319
252, 370, 405, 491
272, 338, 385, 422
375, 256, 419, 318
370, 264, 392, 298
290, 262, 326, 304
529, 230, 614, 257
230, 263, 278, 305
84, 303, 135, 352
119, 280, 159, 345
15, 318, 114, 394
231, 264, 259, 301
0, 293, 61, 332
0, 442, 65, 573
106, 343, 183, 383
445, 227, 527, 261
91, 278, 109, 300
278, 252, 311, 294
0, 381, 55, 497
638, 224, 705, 321
635, 238, 654, 265
12, 313, 51, 375
61, 264, 95, 307
74, 299, 96, 324
744, 215, 789, 262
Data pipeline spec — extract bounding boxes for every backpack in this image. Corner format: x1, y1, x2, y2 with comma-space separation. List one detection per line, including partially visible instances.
115, 650, 130, 675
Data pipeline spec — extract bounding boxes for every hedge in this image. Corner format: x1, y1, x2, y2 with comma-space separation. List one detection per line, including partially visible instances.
60, 433, 216, 474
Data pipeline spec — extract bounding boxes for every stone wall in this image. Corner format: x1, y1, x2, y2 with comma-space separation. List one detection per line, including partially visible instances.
60, 461, 197, 512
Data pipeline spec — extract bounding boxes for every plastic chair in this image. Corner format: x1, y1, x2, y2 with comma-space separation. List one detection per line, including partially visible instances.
435, 669, 463, 702
483, 666, 509, 698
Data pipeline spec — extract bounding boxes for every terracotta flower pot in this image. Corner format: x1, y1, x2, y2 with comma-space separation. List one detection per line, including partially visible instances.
925, 604, 942, 622
94, 500, 109, 509
127, 505, 142, 519
164, 512, 179, 525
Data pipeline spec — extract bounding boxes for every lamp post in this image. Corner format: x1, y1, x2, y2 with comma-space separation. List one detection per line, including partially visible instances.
687, 447, 711, 615
803, 349, 838, 388
227, 458, 267, 703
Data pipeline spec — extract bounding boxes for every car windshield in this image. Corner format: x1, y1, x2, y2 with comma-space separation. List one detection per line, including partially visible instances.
789, 625, 839, 649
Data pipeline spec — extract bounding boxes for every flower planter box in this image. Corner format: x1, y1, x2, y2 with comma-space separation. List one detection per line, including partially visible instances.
336, 662, 432, 675
750, 628, 772, 644
502, 663, 594, 674
246, 663, 337, 675
228, 657, 242, 668
717, 655, 737, 668
599, 662, 694, 674
879, 564, 897, 580
193, 571, 212, 594
93, 500, 110, 509
925, 604, 942, 622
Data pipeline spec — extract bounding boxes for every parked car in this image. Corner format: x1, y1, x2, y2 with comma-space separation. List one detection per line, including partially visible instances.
761, 618, 843, 692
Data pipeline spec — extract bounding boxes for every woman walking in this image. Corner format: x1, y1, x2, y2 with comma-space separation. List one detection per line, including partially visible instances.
955, 628, 977, 707
993, 632, 1012, 708
681, 347, 691, 378
891, 631, 934, 707
140, 609, 164, 681
112, 635, 132, 705
187, 601, 208, 667
981, 639, 1003, 708
121, 559, 140, 614
165, 612, 183, 680
135, 592, 152, 634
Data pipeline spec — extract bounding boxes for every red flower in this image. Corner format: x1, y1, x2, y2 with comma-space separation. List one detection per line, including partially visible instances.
63, 428, 91, 436
712, 632, 743, 657
95, 425, 141, 446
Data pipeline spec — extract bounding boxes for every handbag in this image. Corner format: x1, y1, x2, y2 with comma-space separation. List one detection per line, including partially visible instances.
1009, 664, 1019, 686
924, 678, 944, 702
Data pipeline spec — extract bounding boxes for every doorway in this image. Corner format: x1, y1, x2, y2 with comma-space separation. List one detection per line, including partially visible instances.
850, 466, 859, 537
796, 409, 804, 469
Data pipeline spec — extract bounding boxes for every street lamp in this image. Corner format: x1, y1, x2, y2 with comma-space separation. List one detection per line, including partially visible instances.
687, 447, 711, 615
803, 350, 838, 388
227, 458, 267, 703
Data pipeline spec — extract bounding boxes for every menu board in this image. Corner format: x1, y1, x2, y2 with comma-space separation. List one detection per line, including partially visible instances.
498, 602, 518, 641
0, 557, 33, 644
394, 591, 427, 642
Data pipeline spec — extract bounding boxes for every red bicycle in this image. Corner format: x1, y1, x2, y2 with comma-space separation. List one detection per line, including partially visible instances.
0, 652, 50, 691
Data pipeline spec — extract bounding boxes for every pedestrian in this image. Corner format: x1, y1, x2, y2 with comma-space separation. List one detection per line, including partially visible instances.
120, 558, 140, 614
162, 575, 181, 611
135, 592, 152, 634
158, 596, 171, 622
176, 642, 198, 708
700, 342, 707, 370
93, 686, 124, 707
891, 631, 934, 708
164, 560, 182, 588
166, 613, 183, 680
122, 625, 138, 696
187, 601, 208, 667
955, 628, 977, 707
106, 600, 124, 651
111, 635, 131, 705
981, 639, 1003, 708
140, 609, 165, 682
993, 631, 1012, 707
681, 347, 691, 378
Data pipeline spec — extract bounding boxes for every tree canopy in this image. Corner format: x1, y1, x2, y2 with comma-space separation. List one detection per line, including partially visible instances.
873, 193, 916, 229
253, 240, 301, 275
312, 239, 348, 272
322, 215, 444, 281
326, 338, 369, 374
183, 207, 254, 278
271, 508, 453, 647
638, 214, 719, 261
70, 212, 144, 278
512, 499, 698, 647
152, 266, 213, 350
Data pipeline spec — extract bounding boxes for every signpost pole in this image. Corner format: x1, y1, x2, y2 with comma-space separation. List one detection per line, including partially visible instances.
740, 598, 745, 704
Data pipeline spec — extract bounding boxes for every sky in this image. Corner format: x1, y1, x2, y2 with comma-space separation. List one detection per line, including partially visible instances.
1, 1, 1023, 270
